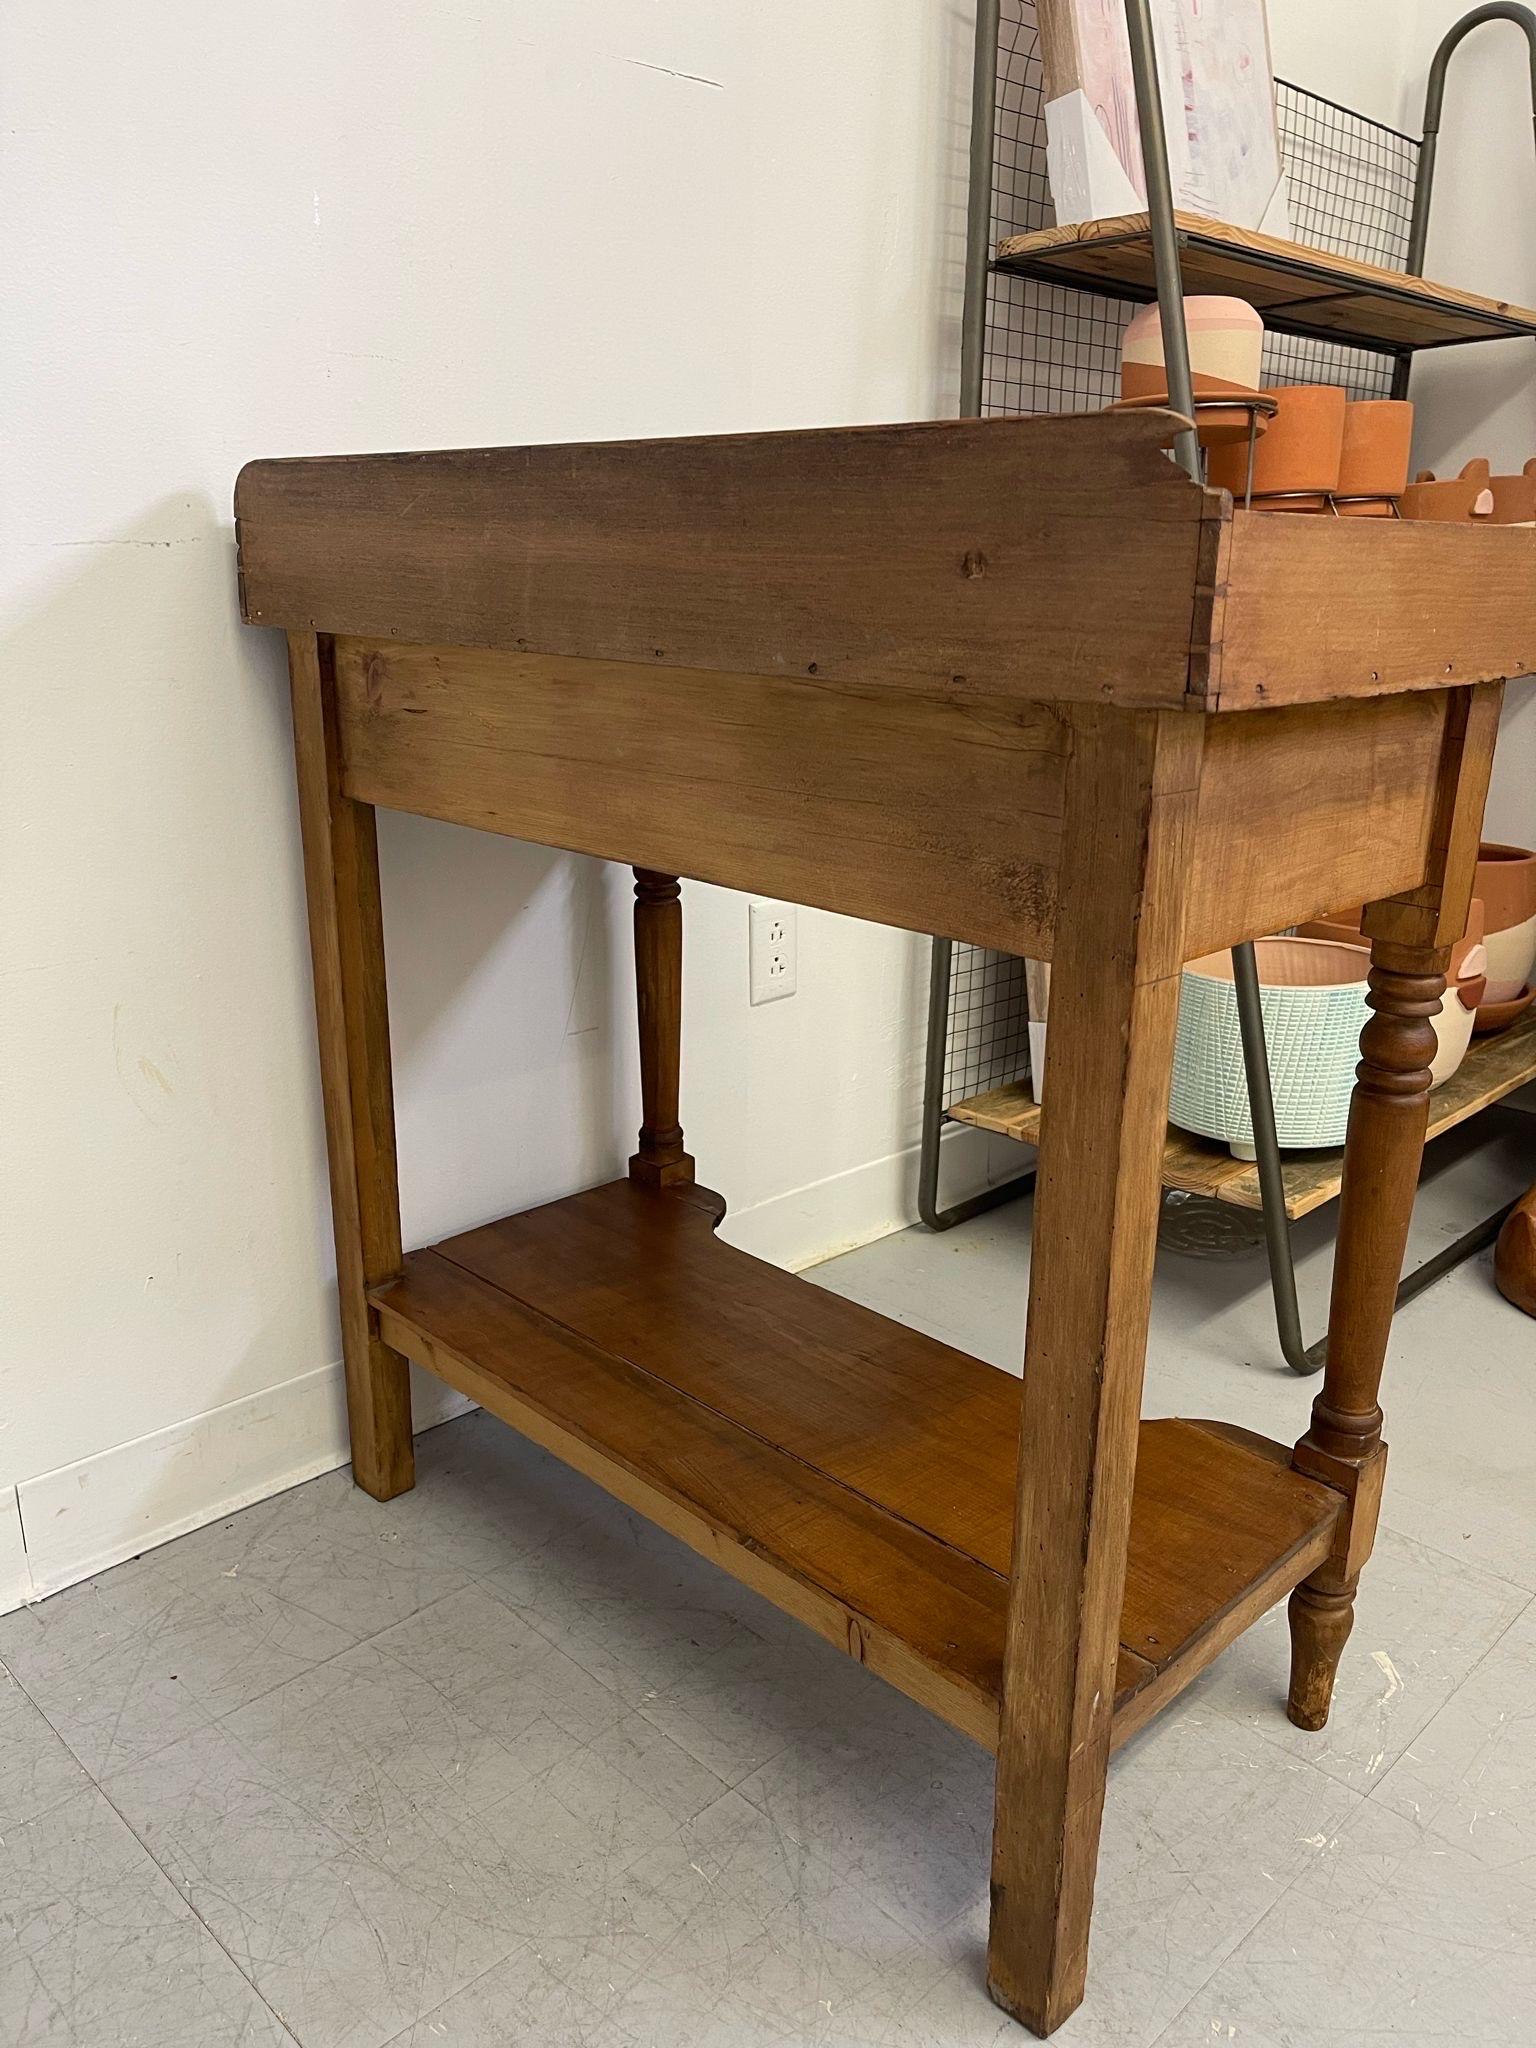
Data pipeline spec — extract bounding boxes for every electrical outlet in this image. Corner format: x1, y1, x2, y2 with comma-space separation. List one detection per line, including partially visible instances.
749, 901, 797, 1004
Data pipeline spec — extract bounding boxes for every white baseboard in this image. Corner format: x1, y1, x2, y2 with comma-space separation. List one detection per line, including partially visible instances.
4, 1128, 1025, 1617
721, 1122, 1013, 1272
6, 1362, 473, 1614
0, 1488, 33, 1612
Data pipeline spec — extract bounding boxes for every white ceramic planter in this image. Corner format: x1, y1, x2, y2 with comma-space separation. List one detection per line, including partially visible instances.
1441, 954, 1482, 1089
1170, 939, 1370, 1159
1484, 909, 1536, 1002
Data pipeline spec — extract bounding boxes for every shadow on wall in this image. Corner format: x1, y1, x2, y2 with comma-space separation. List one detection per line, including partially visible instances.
4, 499, 629, 1508
375, 810, 630, 1246
237, 561, 633, 1257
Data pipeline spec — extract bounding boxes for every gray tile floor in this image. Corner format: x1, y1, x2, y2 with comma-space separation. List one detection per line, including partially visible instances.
3, 1110, 1533, 2046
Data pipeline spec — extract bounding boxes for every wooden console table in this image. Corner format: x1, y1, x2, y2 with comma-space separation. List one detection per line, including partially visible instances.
236, 408, 1529, 2035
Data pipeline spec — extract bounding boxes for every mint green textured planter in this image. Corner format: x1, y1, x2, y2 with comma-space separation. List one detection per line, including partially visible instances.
1170, 940, 1370, 1157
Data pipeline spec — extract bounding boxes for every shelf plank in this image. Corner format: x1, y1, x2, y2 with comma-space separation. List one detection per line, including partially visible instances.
995, 213, 1536, 352
948, 1004, 1536, 1221
374, 1243, 1017, 1747
371, 1179, 1341, 1749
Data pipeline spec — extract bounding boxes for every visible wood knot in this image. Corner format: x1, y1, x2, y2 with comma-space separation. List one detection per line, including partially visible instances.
961, 549, 988, 579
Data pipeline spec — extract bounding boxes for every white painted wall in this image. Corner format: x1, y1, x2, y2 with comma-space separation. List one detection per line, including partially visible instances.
1399, 0, 1536, 843
2, 0, 992, 1605
1268, 0, 1415, 119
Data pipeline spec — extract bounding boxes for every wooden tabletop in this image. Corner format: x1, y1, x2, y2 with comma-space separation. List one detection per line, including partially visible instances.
236, 410, 1536, 717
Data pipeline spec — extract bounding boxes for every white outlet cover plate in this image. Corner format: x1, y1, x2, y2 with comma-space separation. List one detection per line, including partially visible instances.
749, 900, 797, 1004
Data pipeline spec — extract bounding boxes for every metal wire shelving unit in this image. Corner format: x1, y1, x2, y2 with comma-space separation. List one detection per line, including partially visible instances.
920, 0, 1536, 1374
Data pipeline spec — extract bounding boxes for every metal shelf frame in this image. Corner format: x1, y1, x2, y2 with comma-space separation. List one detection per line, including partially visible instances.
920, 0, 1536, 1374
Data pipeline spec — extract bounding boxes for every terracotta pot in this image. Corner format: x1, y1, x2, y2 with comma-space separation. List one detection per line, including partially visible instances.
1451, 458, 1536, 523
1476, 842, 1536, 1000
1495, 1182, 1536, 1317
1428, 946, 1484, 1084
1120, 359, 1261, 405
1337, 400, 1414, 498
1207, 384, 1346, 500
1171, 939, 1371, 1157
1401, 462, 1495, 523
1120, 297, 1264, 399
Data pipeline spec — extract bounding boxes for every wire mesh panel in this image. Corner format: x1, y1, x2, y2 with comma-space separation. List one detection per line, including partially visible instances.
942, 7, 1424, 1118
942, 947, 1032, 1107
985, 1, 1133, 417
1265, 82, 1420, 399
1276, 83, 1418, 270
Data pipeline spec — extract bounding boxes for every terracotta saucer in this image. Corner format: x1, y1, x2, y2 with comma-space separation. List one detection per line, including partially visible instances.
1109, 389, 1275, 449
1473, 985, 1536, 1036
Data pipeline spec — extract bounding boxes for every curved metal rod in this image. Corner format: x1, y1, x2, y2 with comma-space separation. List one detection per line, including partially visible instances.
1405, 3, 1536, 277
1122, 0, 1200, 479
1231, 941, 1322, 1374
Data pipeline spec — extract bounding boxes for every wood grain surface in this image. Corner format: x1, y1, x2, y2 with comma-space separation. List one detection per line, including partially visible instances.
1187, 690, 1448, 949
236, 410, 1219, 710
988, 709, 1203, 2033
371, 1179, 1339, 1758
1210, 513, 1536, 711
333, 636, 1070, 959
285, 635, 413, 1500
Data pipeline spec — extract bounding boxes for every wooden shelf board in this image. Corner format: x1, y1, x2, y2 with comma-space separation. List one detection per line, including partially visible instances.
371, 1178, 1342, 1749
949, 1005, 1536, 1222
995, 213, 1536, 352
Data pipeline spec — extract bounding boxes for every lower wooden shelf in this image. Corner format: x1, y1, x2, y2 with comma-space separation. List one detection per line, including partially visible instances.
371, 1179, 1341, 1750
950, 1006, 1536, 1223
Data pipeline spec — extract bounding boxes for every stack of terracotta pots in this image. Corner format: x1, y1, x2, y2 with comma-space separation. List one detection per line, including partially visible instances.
1206, 387, 1415, 513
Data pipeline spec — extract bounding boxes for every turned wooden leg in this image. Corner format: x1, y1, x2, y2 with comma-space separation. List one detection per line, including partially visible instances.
1287, 945, 1443, 1727
287, 633, 413, 1500
1288, 682, 1501, 1730
1288, 1584, 1357, 1731
628, 870, 695, 1189
989, 708, 1203, 2036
